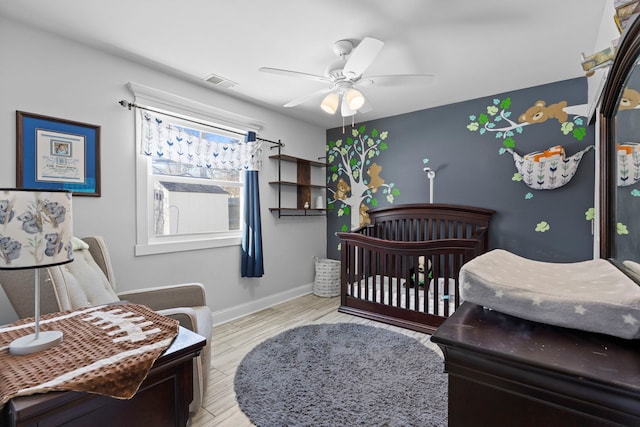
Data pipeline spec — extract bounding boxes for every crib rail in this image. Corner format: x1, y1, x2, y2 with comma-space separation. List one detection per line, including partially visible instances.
358, 203, 493, 250
337, 233, 480, 334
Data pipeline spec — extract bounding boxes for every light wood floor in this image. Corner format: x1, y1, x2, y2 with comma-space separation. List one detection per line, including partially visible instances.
192, 293, 442, 427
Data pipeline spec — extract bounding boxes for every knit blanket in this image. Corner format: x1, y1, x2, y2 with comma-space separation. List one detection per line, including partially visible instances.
0, 303, 178, 406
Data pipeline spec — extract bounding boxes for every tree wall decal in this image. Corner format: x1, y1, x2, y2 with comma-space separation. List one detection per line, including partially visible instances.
326, 125, 400, 233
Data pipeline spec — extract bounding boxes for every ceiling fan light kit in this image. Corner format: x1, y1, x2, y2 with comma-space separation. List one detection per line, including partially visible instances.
321, 92, 339, 114
346, 88, 365, 110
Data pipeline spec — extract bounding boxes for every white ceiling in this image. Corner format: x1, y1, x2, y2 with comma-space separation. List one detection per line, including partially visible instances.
0, 0, 608, 129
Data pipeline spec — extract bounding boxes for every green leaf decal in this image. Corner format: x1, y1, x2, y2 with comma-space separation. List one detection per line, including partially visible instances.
617, 222, 629, 235
486, 105, 499, 116
560, 121, 574, 135
585, 207, 595, 221
478, 113, 489, 125
573, 127, 586, 141
499, 98, 511, 109
503, 137, 515, 148
535, 221, 550, 232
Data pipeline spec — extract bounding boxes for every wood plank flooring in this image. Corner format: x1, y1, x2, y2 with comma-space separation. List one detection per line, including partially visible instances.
192, 293, 442, 427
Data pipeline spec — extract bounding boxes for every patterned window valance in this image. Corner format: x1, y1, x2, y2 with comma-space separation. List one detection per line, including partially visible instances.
138, 110, 262, 171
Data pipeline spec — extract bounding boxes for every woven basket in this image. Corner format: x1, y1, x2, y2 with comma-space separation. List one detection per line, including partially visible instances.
313, 257, 341, 297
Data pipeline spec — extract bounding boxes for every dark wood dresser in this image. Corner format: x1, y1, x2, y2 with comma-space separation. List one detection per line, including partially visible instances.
2, 326, 205, 427
432, 302, 640, 427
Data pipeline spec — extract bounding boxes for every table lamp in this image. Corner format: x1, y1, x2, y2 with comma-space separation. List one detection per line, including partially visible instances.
0, 189, 73, 355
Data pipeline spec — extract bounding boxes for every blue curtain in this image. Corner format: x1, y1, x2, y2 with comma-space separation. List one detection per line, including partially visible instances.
241, 132, 264, 277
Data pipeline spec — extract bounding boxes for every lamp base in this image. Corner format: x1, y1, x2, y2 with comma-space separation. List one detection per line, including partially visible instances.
9, 331, 63, 355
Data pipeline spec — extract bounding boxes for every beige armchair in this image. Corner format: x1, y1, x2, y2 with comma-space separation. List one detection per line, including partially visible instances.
0, 236, 211, 414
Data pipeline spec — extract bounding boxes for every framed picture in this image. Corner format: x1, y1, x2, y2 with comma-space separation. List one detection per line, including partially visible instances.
16, 111, 101, 197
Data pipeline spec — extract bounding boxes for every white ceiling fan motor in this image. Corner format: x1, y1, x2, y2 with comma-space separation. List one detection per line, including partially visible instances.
326, 40, 354, 81
333, 39, 353, 57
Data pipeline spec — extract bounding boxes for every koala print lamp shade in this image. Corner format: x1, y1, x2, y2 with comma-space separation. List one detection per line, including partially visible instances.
0, 189, 73, 355
0, 189, 73, 269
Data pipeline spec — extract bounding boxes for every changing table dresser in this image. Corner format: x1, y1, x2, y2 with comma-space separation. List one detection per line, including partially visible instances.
432, 303, 640, 427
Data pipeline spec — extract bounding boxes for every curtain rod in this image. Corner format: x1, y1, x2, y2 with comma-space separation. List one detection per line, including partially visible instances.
118, 100, 283, 146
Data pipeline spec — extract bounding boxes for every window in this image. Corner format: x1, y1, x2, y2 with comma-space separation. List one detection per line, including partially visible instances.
150, 128, 244, 234
130, 82, 262, 256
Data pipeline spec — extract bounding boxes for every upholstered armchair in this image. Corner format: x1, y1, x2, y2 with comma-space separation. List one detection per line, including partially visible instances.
0, 236, 212, 414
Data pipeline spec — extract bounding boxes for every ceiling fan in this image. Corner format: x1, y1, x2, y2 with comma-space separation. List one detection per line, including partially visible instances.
259, 37, 434, 117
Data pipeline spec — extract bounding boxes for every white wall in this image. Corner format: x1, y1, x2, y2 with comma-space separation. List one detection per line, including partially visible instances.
166, 191, 230, 235
0, 17, 327, 325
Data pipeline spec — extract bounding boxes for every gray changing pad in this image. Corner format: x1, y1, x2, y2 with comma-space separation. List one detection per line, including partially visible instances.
460, 249, 640, 339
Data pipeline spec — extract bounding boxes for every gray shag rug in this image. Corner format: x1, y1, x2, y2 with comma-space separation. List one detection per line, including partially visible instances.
234, 323, 447, 427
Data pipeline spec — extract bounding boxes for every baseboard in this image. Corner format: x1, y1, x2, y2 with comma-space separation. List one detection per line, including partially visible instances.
211, 283, 314, 326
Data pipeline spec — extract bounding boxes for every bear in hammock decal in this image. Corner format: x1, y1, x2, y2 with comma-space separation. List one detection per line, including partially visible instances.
467, 97, 594, 190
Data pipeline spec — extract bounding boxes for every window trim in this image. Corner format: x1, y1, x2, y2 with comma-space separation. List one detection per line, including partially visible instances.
129, 82, 262, 256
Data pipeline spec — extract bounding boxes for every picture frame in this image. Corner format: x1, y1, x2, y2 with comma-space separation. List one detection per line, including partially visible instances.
16, 111, 101, 197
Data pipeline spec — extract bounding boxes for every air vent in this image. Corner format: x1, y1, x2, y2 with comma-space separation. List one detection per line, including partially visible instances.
204, 73, 237, 89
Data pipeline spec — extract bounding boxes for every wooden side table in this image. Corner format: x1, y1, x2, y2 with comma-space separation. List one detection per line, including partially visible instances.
432, 302, 640, 427
2, 326, 205, 427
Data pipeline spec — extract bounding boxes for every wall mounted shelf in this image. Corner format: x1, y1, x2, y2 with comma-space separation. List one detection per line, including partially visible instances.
269, 152, 326, 218
267, 207, 327, 217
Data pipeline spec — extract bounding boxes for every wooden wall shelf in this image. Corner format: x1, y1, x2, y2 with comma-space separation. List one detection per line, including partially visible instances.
268, 207, 327, 217
269, 152, 326, 218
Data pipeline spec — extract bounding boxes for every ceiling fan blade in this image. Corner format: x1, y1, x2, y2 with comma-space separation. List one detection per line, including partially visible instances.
283, 88, 333, 108
363, 74, 435, 86
359, 99, 373, 114
353, 79, 374, 88
259, 67, 330, 83
343, 37, 384, 79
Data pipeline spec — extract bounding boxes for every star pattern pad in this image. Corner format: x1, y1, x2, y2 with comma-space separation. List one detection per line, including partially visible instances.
459, 249, 640, 339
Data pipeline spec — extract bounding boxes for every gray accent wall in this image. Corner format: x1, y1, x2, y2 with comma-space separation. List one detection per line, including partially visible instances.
326, 78, 595, 262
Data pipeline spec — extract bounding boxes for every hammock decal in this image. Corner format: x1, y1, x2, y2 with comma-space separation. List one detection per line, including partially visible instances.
506, 145, 594, 190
